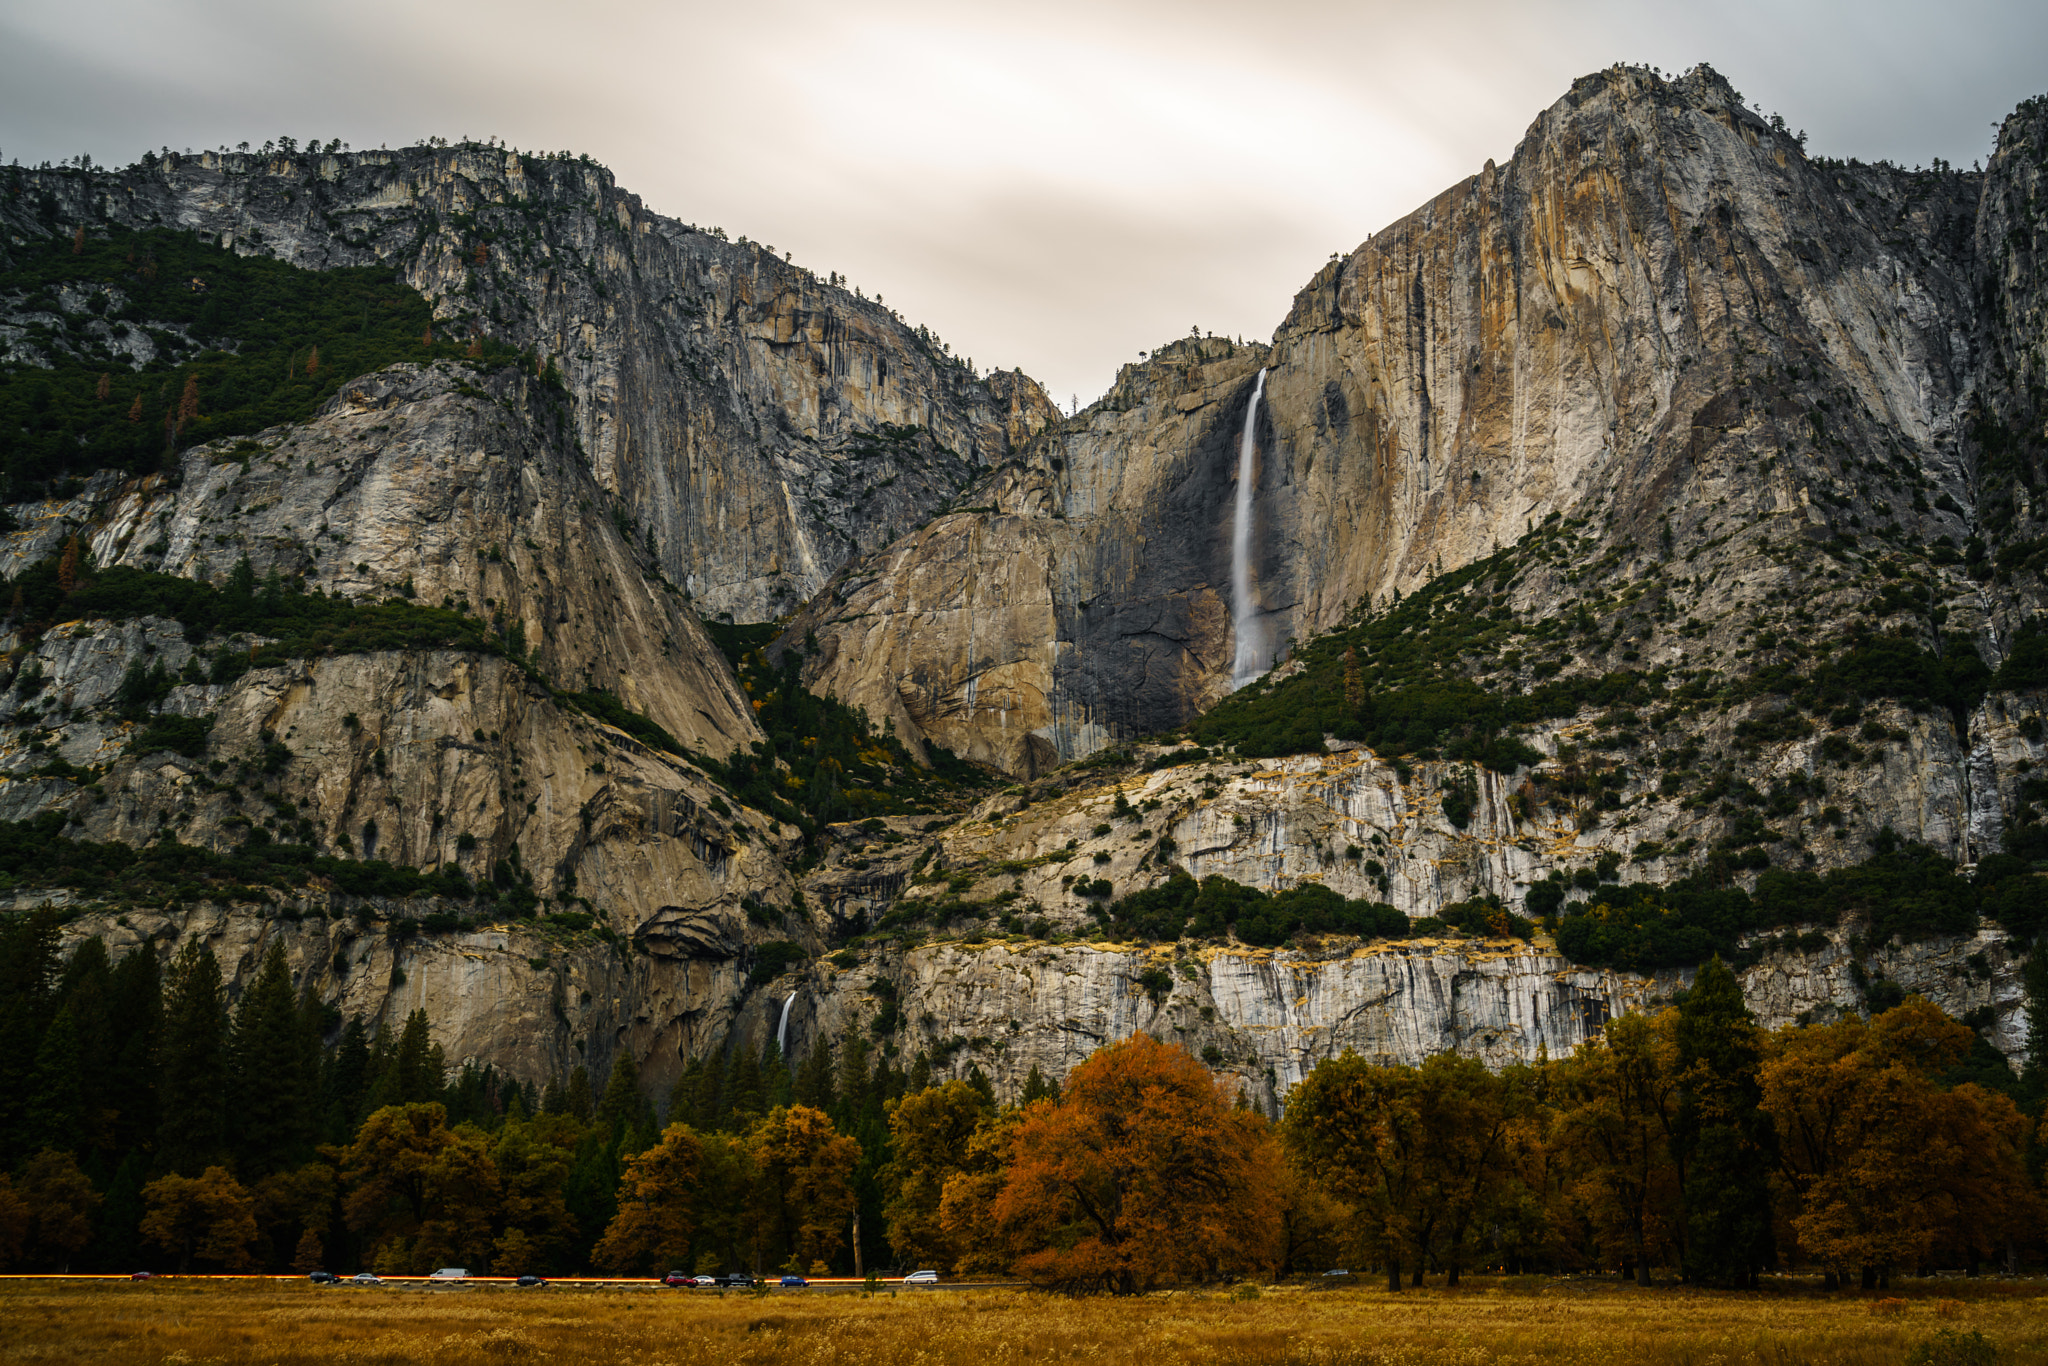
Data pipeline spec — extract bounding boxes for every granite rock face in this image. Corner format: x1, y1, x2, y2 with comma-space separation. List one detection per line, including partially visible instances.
0, 364, 802, 1077
793, 65, 2019, 787
5, 71, 2045, 1104
52, 884, 2026, 1108
2, 145, 1057, 623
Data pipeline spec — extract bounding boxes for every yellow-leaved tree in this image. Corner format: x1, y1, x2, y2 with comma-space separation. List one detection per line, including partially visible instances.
335, 1103, 500, 1274
591, 1123, 703, 1275
1548, 1011, 1682, 1285
141, 1166, 259, 1272
749, 1104, 860, 1274
880, 1078, 994, 1272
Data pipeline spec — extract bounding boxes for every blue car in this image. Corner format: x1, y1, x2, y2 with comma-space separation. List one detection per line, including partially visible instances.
780, 1274, 807, 1288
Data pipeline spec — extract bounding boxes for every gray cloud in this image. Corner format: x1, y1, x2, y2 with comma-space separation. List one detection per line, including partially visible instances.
5, 0, 2043, 402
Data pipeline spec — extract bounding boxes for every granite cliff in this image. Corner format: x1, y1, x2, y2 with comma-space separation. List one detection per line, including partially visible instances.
1, 66, 2043, 1106
794, 64, 2016, 783
4, 140, 1057, 622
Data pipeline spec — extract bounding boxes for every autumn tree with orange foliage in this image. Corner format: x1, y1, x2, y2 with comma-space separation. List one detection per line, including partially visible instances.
749, 1104, 860, 1274
987, 1034, 1281, 1293
54, 536, 82, 595
1762, 997, 2040, 1287
591, 1123, 702, 1274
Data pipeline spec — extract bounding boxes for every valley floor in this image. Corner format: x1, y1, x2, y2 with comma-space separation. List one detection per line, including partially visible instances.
2, 1278, 2045, 1365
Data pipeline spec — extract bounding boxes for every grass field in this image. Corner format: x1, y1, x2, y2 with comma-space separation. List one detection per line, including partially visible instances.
1, 1278, 2043, 1366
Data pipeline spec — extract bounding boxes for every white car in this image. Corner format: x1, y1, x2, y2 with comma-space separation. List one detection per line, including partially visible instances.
904, 1270, 939, 1284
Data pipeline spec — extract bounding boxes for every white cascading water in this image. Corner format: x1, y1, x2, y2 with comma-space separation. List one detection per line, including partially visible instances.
1230, 367, 1270, 689
775, 992, 795, 1058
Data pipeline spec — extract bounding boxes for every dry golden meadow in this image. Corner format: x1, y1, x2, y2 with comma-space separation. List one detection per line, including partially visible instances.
2, 1279, 2046, 1366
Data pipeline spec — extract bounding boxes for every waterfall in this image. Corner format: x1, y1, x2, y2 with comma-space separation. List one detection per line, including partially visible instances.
1230, 367, 1270, 689
775, 992, 795, 1058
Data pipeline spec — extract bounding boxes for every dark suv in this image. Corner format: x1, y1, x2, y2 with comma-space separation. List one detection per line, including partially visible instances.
715, 1272, 758, 1288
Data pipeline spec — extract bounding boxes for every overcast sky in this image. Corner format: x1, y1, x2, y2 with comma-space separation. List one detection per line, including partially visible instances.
4, 0, 2043, 405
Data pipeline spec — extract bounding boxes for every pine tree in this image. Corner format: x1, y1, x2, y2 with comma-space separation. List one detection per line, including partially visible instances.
831, 1034, 869, 1134
321, 1014, 370, 1140
91, 1151, 151, 1272
2021, 948, 2047, 1111
1019, 1064, 1061, 1105
228, 943, 316, 1177
666, 1056, 702, 1128
26, 1006, 84, 1152
724, 1047, 764, 1125
55, 939, 113, 1155
0, 907, 64, 1163
761, 1038, 793, 1110
1673, 957, 1775, 1287
563, 1126, 620, 1260
390, 1009, 441, 1105
965, 1065, 995, 1106
694, 1051, 727, 1132
105, 946, 162, 1158
563, 1065, 593, 1123
56, 535, 80, 595
157, 940, 229, 1175
595, 1051, 644, 1137
794, 1038, 836, 1113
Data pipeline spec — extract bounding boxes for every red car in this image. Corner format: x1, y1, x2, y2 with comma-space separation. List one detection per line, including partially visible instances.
662, 1270, 691, 1287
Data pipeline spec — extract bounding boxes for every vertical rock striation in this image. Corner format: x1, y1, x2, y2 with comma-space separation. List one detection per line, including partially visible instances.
2, 145, 1057, 622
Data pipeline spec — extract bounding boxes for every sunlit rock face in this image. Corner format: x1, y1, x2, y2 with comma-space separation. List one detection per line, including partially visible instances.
794, 64, 2011, 780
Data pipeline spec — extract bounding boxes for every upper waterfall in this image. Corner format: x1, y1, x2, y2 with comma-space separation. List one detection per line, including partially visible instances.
1230, 367, 1270, 689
